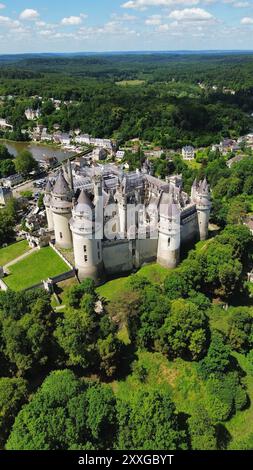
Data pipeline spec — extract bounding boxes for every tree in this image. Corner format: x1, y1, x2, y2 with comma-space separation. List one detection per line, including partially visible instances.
55, 305, 98, 369
117, 388, 187, 450
158, 299, 208, 360
226, 197, 249, 225
164, 271, 188, 299
218, 260, 242, 297
0, 159, 15, 177
15, 150, 38, 176
188, 405, 217, 450
227, 308, 253, 353
0, 377, 28, 447
0, 209, 15, 246
0, 144, 12, 161
86, 384, 117, 447
199, 331, 231, 379
205, 372, 247, 422
0, 290, 56, 375
97, 334, 122, 378
6, 370, 118, 450
66, 278, 96, 309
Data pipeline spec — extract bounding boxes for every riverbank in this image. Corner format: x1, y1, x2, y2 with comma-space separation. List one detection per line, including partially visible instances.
0, 139, 75, 162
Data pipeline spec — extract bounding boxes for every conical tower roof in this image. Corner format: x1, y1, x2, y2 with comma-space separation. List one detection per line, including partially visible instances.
75, 189, 94, 213
45, 179, 53, 194
53, 171, 70, 196
159, 191, 180, 219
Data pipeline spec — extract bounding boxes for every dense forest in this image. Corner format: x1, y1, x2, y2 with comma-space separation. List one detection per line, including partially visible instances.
0, 222, 253, 450
0, 53, 253, 147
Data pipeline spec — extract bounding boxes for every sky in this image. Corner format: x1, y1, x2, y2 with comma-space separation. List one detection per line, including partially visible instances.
0, 0, 253, 53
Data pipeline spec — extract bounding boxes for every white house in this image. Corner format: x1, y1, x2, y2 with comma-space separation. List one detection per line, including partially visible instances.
116, 150, 125, 160
75, 134, 90, 145
0, 118, 13, 131
25, 108, 41, 120
182, 146, 195, 160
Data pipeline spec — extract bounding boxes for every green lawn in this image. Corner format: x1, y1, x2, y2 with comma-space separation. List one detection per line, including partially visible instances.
5, 247, 69, 291
0, 240, 30, 267
97, 263, 169, 302
97, 276, 130, 302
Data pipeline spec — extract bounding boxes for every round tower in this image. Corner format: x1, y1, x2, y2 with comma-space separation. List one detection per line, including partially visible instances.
44, 179, 54, 231
70, 189, 103, 282
115, 177, 127, 237
157, 192, 181, 269
51, 171, 73, 249
195, 179, 211, 241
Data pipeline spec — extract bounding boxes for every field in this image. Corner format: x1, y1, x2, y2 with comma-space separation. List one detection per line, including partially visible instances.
97, 262, 169, 302
5, 247, 69, 291
0, 240, 30, 266
115, 79, 145, 87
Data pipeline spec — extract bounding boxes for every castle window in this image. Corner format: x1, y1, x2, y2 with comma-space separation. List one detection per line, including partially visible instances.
60, 232, 63, 239
84, 255, 88, 263
83, 245, 87, 253
168, 238, 171, 246
98, 251, 101, 260
97, 242, 100, 249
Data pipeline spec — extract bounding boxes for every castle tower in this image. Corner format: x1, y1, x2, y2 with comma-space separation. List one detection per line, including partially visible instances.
195, 178, 211, 241
70, 189, 103, 282
50, 171, 73, 249
116, 177, 127, 237
157, 192, 181, 269
44, 179, 54, 231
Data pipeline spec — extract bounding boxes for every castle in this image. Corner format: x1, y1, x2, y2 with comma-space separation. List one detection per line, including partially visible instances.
44, 160, 211, 282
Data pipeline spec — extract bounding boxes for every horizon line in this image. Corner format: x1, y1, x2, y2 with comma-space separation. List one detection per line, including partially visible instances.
1, 49, 253, 57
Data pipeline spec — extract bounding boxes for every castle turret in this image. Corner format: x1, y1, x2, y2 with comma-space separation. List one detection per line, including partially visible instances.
70, 189, 103, 282
116, 177, 127, 236
51, 171, 73, 249
44, 179, 54, 231
157, 192, 181, 268
194, 178, 211, 241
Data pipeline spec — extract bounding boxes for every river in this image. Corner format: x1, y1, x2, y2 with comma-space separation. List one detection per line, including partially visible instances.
0, 140, 74, 163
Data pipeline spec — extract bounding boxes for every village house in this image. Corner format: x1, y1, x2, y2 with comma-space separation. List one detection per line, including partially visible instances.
116, 150, 125, 161
25, 108, 41, 121
0, 118, 13, 131
182, 145, 195, 160
226, 154, 247, 168
0, 186, 13, 206
1, 173, 24, 188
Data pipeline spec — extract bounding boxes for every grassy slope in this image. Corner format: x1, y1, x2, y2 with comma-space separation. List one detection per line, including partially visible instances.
0, 240, 30, 266
97, 263, 169, 302
5, 246, 69, 291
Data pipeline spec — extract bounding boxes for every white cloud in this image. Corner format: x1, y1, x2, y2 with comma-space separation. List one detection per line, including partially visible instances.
145, 14, 162, 25
241, 17, 253, 24
61, 14, 87, 26
111, 13, 137, 21
20, 9, 39, 21
233, 2, 250, 7
0, 15, 20, 28
122, 0, 200, 10
169, 8, 215, 22
0, 3, 6, 9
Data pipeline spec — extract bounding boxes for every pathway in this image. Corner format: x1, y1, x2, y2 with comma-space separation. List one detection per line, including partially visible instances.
4, 246, 39, 269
